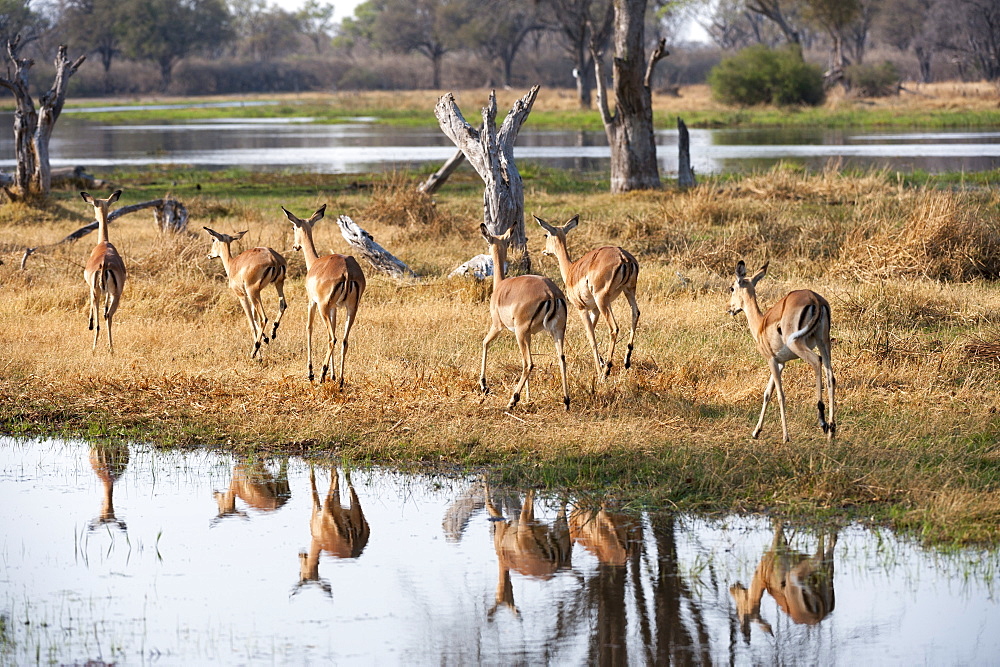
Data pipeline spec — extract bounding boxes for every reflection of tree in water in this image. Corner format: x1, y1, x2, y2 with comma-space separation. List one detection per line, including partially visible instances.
212, 457, 291, 523
88, 442, 129, 532
559, 509, 712, 664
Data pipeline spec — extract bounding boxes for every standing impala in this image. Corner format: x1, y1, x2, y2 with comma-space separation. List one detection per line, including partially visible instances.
283, 204, 366, 387
536, 214, 640, 379
204, 227, 288, 358
82, 190, 126, 353
479, 224, 570, 411
728, 260, 836, 442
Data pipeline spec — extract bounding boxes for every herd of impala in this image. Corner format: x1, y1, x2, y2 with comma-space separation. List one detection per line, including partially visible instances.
80, 188, 836, 442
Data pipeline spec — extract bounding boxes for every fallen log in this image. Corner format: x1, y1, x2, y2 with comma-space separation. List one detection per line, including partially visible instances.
20, 197, 188, 269
448, 253, 506, 280
0, 165, 109, 190
417, 149, 466, 195
336, 215, 417, 279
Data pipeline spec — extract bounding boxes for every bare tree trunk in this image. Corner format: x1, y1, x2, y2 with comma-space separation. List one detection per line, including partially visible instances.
434, 86, 539, 272
418, 149, 467, 195
336, 215, 417, 278
677, 117, 696, 189
592, 0, 667, 193
0, 37, 86, 203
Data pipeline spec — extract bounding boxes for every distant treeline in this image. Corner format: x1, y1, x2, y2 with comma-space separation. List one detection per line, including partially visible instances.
3, 0, 996, 99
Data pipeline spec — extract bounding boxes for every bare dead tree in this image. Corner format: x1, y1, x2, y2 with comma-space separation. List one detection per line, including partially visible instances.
336, 215, 417, 279
434, 86, 540, 272
0, 36, 86, 202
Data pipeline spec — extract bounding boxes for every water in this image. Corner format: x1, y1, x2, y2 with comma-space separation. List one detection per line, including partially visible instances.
2, 113, 999, 176
1, 436, 997, 665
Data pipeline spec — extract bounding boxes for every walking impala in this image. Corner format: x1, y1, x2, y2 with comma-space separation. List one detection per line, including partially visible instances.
204, 227, 288, 358
479, 224, 570, 411
82, 190, 126, 353
283, 204, 366, 387
536, 214, 640, 379
728, 260, 836, 442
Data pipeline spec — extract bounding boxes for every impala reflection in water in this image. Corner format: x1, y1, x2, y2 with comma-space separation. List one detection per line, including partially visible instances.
2, 437, 999, 665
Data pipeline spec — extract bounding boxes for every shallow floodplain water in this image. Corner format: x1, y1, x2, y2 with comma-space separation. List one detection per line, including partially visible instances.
1, 437, 998, 665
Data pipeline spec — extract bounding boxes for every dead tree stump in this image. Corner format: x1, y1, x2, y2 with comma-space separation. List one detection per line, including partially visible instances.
434, 87, 540, 273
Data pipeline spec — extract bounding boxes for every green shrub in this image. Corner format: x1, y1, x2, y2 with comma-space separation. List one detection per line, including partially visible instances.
708, 45, 825, 106
845, 61, 902, 97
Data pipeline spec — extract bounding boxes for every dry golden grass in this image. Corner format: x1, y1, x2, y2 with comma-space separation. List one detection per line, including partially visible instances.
2, 166, 1000, 544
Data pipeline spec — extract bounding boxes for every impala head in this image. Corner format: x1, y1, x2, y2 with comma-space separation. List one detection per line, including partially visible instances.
534, 214, 579, 257
728, 260, 769, 316
282, 204, 327, 252
81, 189, 122, 220
203, 227, 247, 259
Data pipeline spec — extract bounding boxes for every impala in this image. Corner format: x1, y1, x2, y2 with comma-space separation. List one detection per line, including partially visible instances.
569, 504, 642, 567
479, 224, 570, 411
730, 520, 837, 639
536, 214, 640, 379
485, 487, 572, 618
728, 260, 836, 442
213, 458, 291, 523
204, 227, 288, 358
283, 204, 366, 387
295, 466, 370, 596
82, 190, 126, 353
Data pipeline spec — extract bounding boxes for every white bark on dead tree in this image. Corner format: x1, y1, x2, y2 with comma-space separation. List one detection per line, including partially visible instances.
434, 86, 539, 272
336, 215, 417, 279
0, 37, 86, 202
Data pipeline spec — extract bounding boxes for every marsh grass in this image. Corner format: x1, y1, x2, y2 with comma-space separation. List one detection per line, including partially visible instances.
2, 165, 1000, 546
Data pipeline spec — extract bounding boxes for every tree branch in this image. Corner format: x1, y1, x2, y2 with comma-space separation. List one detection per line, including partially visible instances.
644, 38, 669, 90
589, 34, 613, 125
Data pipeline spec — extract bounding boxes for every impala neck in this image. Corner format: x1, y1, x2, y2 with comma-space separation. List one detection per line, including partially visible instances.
551, 237, 575, 284
300, 226, 321, 269
96, 210, 110, 245
741, 290, 766, 341
489, 241, 507, 292
218, 242, 235, 277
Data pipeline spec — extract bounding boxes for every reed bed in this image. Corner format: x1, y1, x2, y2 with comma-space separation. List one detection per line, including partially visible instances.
1, 165, 999, 545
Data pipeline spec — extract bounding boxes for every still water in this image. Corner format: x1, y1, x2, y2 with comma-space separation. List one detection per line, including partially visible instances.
2, 113, 999, 176
1, 436, 998, 665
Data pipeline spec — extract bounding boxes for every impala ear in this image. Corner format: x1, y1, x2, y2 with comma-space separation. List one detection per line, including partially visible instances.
751, 261, 769, 286
310, 204, 327, 224
81, 191, 95, 205
108, 189, 122, 205
203, 226, 223, 240
534, 215, 556, 235
563, 215, 579, 232
735, 260, 747, 279
281, 206, 302, 226
479, 223, 493, 243
497, 226, 514, 242
234, 230, 248, 241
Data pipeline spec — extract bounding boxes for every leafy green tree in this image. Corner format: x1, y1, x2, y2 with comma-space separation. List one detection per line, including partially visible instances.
297, 0, 335, 53
230, 0, 301, 61
800, 0, 860, 80
460, 0, 544, 87
119, 0, 232, 91
59, 0, 123, 93
0, 0, 48, 48
368, 0, 474, 88
708, 44, 825, 105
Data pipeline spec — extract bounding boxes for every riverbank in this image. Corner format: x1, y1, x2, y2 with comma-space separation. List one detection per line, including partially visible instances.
1, 165, 999, 546
33, 82, 1000, 130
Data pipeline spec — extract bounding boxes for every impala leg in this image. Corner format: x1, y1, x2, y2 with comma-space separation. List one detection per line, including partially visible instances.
89, 284, 101, 350
577, 308, 603, 378
623, 288, 640, 370
508, 328, 533, 410
320, 307, 338, 384
250, 286, 270, 345
270, 280, 288, 341
597, 295, 620, 379
819, 342, 837, 439
306, 301, 317, 382
752, 372, 777, 439
239, 294, 262, 358
338, 305, 358, 389
554, 330, 570, 411
790, 341, 831, 437
772, 362, 790, 443
479, 324, 503, 395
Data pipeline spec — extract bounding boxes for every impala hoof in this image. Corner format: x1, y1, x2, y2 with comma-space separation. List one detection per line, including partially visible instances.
479, 379, 489, 395
508, 392, 520, 409
563, 396, 570, 411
